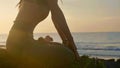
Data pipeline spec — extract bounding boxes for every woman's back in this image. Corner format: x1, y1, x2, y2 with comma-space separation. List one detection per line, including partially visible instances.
6, 0, 50, 55
15, 0, 50, 32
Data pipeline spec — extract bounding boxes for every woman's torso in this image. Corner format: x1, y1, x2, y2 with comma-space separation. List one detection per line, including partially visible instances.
6, 0, 50, 54
15, 0, 50, 32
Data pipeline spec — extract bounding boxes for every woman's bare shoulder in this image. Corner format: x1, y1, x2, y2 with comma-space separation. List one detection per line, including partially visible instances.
46, 0, 58, 5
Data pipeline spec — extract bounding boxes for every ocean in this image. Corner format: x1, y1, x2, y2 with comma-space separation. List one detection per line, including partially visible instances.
0, 32, 120, 59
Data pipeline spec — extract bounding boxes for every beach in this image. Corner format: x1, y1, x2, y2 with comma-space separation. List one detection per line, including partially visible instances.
1, 32, 120, 58
0, 45, 120, 68
0, 32, 120, 68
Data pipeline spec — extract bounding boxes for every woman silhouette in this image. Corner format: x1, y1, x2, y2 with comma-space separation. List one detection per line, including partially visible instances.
6, 0, 79, 60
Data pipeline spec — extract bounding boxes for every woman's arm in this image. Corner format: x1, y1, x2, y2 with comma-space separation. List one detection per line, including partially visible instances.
46, 0, 79, 60
46, 0, 70, 41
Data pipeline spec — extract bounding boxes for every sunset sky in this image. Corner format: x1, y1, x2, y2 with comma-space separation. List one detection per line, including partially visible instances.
0, 0, 120, 34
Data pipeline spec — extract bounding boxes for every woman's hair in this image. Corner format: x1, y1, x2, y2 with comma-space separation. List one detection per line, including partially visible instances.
17, 0, 63, 8
61, 0, 63, 4
17, 0, 22, 8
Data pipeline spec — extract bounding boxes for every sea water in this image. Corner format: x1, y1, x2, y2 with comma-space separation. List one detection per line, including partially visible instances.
0, 32, 120, 59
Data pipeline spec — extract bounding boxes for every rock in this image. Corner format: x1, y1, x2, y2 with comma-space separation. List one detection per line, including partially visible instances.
0, 48, 16, 68
0, 42, 76, 68
12, 42, 76, 68
117, 59, 120, 63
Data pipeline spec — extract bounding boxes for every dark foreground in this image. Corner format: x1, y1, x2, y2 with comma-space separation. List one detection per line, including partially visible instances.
0, 47, 120, 68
